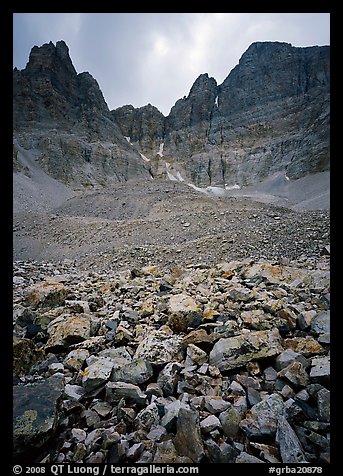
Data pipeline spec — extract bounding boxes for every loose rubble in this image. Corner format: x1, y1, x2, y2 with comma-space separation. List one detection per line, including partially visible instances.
13, 255, 330, 464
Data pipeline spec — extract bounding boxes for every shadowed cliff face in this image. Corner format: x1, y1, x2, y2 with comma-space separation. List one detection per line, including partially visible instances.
13, 40, 330, 189
13, 41, 151, 187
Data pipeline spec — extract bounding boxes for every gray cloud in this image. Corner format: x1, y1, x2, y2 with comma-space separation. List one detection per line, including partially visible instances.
13, 13, 330, 116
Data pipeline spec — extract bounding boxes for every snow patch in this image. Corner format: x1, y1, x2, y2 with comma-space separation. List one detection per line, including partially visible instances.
165, 162, 178, 181
176, 172, 185, 182
157, 142, 164, 157
165, 162, 186, 182
187, 183, 208, 194
215, 96, 219, 107
225, 184, 240, 190
206, 186, 226, 196
285, 173, 290, 181
139, 153, 150, 162
124, 136, 133, 145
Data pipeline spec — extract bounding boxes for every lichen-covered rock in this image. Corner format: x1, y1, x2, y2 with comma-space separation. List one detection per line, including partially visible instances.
82, 357, 114, 393
13, 336, 44, 376
235, 452, 264, 463
174, 406, 204, 462
157, 361, 182, 396
240, 393, 285, 438
167, 293, 202, 332
64, 348, 89, 371
219, 406, 242, 438
283, 337, 323, 356
24, 281, 68, 308
13, 374, 65, 457
134, 329, 183, 366
110, 358, 153, 385
209, 329, 282, 371
105, 381, 147, 406
278, 361, 310, 387
153, 440, 193, 463
310, 311, 330, 335
46, 313, 91, 350
276, 416, 308, 463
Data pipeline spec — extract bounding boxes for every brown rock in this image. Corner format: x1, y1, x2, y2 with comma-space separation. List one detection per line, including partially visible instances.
13, 336, 45, 376
24, 280, 68, 307
283, 337, 323, 356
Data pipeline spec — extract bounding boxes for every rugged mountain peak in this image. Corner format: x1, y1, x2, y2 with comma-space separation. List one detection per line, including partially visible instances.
221, 41, 330, 103
13, 39, 330, 190
112, 103, 165, 150
188, 73, 217, 96
13, 40, 151, 186
26, 40, 76, 76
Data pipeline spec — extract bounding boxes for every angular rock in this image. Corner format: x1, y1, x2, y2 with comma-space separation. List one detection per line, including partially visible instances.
110, 358, 153, 385
297, 310, 317, 330
311, 311, 330, 335
283, 337, 323, 356
105, 381, 147, 406
219, 406, 241, 438
13, 374, 65, 457
181, 328, 212, 348
134, 329, 183, 366
24, 281, 68, 308
247, 386, 262, 406
64, 384, 85, 401
240, 393, 285, 438
204, 396, 231, 414
200, 414, 221, 433
157, 361, 182, 396
64, 348, 89, 371
204, 439, 238, 463
46, 313, 91, 350
278, 361, 310, 387
153, 440, 193, 463
310, 355, 330, 382
169, 293, 200, 313
174, 406, 204, 462
146, 382, 163, 399
146, 425, 167, 441
235, 452, 264, 463
135, 402, 160, 431
317, 388, 330, 422
91, 401, 112, 418
275, 350, 310, 371
249, 442, 281, 463
82, 357, 114, 393
227, 285, 253, 302
126, 442, 145, 460
98, 346, 132, 364
160, 400, 182, 431
65, 299, 90, 313
13, 336, 44, 376
276, 416, 308, 463
185, 343, 208, 366
209, 329, 282, 371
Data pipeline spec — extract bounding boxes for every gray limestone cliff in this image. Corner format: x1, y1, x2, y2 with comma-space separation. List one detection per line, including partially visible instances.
13, 40, 150, 187
13, 40, 330, 189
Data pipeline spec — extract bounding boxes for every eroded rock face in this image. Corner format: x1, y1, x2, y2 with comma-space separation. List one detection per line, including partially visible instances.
14, 40, 329, 190
13, 40, 150, 187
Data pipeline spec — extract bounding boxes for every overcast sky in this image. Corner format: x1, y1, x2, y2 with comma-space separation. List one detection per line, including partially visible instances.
13, 13, 330, 116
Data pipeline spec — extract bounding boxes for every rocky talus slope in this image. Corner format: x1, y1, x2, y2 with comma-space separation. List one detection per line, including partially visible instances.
12, 39, 330, 465
13, 256, 330, 464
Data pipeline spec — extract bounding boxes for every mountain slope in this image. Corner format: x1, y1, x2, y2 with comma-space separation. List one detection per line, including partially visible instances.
13, 40, 330, 193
